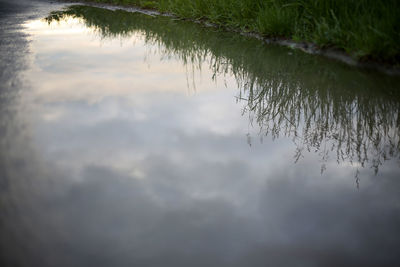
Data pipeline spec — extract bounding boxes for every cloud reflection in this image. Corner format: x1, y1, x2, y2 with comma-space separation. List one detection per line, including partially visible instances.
1, 3, 400, 267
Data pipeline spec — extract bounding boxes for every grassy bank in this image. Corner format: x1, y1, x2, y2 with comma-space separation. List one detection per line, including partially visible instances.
73, 0, 400, 64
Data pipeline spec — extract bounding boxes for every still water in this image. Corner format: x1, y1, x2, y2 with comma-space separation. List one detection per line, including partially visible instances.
1, 4, 400, 267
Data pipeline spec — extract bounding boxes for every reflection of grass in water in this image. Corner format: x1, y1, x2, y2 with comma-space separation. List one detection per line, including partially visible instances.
70, 0, 400, 64
46, 6, 400, 175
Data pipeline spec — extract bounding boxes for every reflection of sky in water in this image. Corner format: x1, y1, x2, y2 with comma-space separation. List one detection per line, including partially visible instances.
1, 15, 399, 267
22, 19, 289, 181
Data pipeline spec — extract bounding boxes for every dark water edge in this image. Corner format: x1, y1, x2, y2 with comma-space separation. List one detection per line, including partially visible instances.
0, 2, 400, 267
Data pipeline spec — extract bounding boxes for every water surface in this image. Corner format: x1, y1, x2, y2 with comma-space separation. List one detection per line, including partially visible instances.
1, 4, 400, 267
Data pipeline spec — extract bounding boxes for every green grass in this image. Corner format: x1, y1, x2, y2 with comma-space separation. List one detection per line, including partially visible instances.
73, 0, 400, 64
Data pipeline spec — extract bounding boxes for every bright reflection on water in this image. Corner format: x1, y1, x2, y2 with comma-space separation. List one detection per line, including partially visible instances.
1, 5, 400, 267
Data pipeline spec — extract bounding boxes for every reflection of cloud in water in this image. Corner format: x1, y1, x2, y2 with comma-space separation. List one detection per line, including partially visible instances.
2, 137, 400, 266
42, 6, 400, 174
1, 4, 400, 267
24, 18, 228, 105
